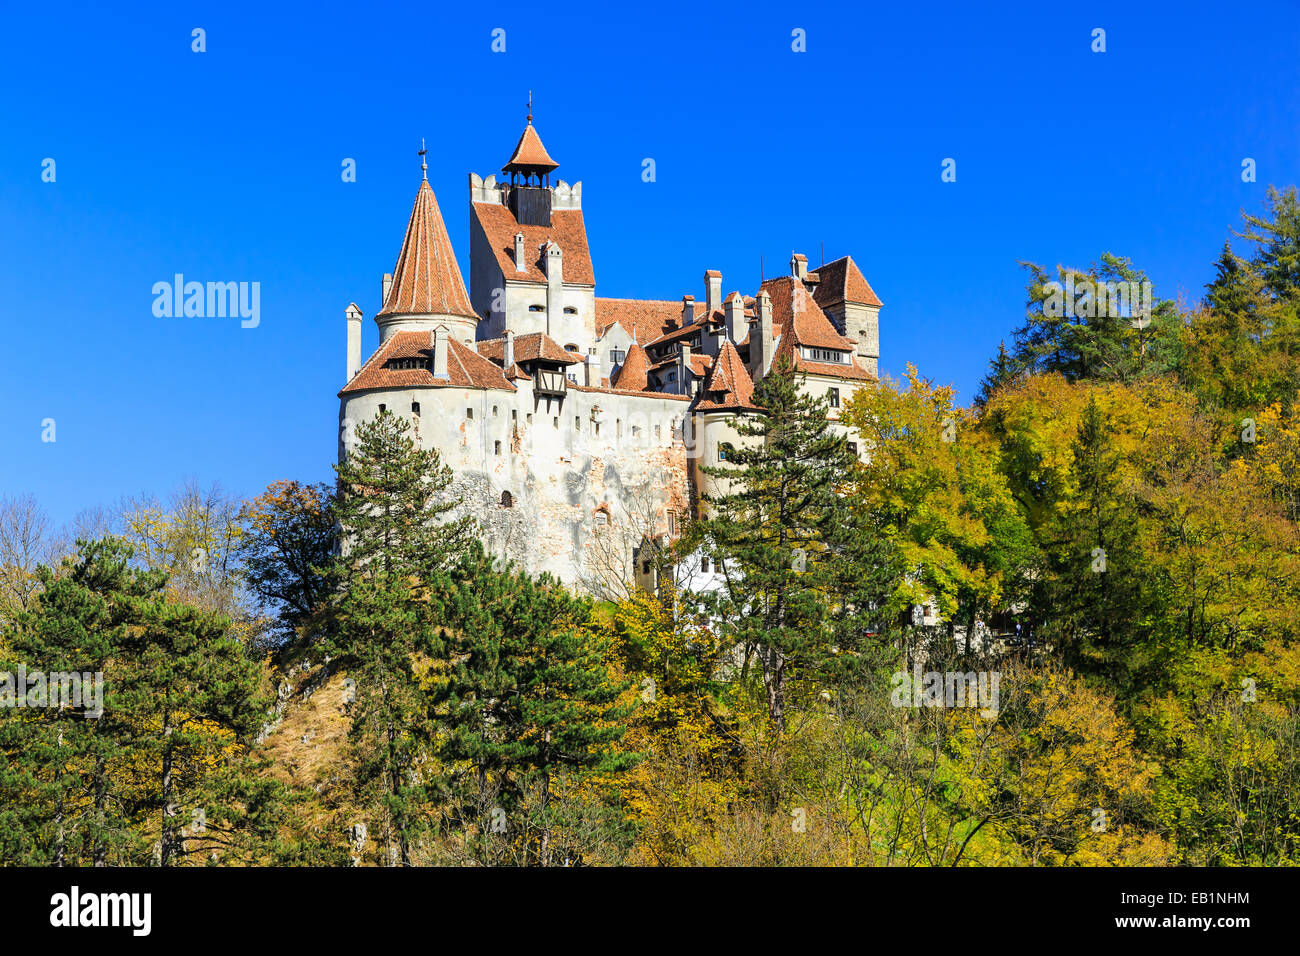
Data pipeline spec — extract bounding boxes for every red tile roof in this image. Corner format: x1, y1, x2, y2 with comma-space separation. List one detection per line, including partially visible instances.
477, 332, 584, 366
612, 342, 652, 390
760, 276, 857, 351
695, 341, 757, 411
378, 180, 478, 320
812, 255, 883, 308
339, 331, 515, 395
594, 297, 703, 343
502, 122, 559, 173
769, 327, 875, 381
472, 202, 595, 285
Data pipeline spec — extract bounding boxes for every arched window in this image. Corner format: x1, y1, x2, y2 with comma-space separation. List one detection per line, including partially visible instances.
500, 491, 513, 508
563, 306, 578, 315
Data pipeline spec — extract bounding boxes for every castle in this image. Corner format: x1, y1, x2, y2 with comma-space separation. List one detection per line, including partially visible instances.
338, 114, 883, 592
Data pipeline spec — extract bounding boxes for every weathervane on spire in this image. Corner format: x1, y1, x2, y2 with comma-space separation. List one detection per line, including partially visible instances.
418, 138, 428, 180
526, 91, 533, 124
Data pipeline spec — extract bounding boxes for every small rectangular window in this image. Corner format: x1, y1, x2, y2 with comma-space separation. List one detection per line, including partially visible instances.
575, 416, 581, 431
466, 407, 474, 420
642, 561, 651, 575
511, 409, 518, 421
411, 401, 420, 415
378, 404, 386, 413
827, 388, 840, 408
847, 442, 858, 456
492, 405, 499, 417
667, 509, 678, 538
611, 349, 626, 365
701, 556, 710, 573
494, 440, 501, 456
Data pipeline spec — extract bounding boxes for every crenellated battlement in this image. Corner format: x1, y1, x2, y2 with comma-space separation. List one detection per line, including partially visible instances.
469, 172, 582, 210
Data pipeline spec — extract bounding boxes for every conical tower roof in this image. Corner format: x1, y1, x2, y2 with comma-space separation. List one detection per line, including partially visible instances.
502, 121, 559, 175
378, 179, 478, 320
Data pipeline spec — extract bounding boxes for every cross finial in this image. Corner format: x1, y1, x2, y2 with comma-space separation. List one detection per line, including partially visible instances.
418, 138, 428, 180
526, 91, 533, 124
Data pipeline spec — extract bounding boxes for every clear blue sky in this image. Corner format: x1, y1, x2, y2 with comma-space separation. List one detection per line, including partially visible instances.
2, 0, 1297, 526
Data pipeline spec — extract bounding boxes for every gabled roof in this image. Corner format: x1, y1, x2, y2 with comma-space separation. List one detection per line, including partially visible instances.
340, 332, 515, 395
477, 332, 584, 366
768, 326, 875, 381
760, 276, 857, 351
696, 340, 758, 410
502, 122, 559, 173
812, 255, 883, 308
472, 202, 595, 285
612, 342, 651, 391
595, 298, 695, 343
378, 180, 478, 320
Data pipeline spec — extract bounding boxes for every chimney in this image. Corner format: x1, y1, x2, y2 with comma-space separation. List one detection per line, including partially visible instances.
544, 241, 562, 335
678, 342, 692, 396
704, 270, 722, 317
514, 233, 526, 272
724, 292, 745, 345
790, 253, 808, 280
381, 273, 393, 308
503, 329, 514, 369
345, 303, 363, 382
681, 295, 695, 327
432, 326, 449, 379
754, 289, 773, 381
702, 315, 723, 359
586, 351, 602, 387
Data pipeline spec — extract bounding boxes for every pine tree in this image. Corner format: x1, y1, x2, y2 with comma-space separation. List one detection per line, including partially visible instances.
1, 537, 287, 866
1235, 185, 1300, 300
431, 545, 633, 865
1044, 397, 1150, 691
975, 340, 1021, 406
324, 409, 474, 865
1009, 256, 1178, 384
698, 360, 893, 730
0, 538, 159, 864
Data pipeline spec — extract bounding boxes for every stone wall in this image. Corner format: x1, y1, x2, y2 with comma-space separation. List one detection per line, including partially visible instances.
340, 380, 692, 589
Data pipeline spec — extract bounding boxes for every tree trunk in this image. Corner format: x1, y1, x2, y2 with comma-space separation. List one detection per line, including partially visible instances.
93, 754, 108, 866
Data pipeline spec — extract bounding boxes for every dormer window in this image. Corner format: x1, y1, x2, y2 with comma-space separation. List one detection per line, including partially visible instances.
803, 347, 849, 364
386, 356, 431, 371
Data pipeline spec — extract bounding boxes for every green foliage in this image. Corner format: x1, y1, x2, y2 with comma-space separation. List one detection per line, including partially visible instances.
697, 360, 896, 729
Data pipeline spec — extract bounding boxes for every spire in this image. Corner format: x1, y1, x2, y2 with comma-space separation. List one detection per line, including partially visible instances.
418, 137, 428, 180
378, 178, 477, 320
502, 99, 559, 182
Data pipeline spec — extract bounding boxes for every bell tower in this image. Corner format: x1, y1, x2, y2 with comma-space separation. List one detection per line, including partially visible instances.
502, 94, 559, 227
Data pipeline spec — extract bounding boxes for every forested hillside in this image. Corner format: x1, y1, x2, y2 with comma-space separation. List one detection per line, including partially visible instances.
2, 187, 1298, 866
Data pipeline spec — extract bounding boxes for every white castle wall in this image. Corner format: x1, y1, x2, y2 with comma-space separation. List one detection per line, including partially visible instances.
340, 382, 693, 588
